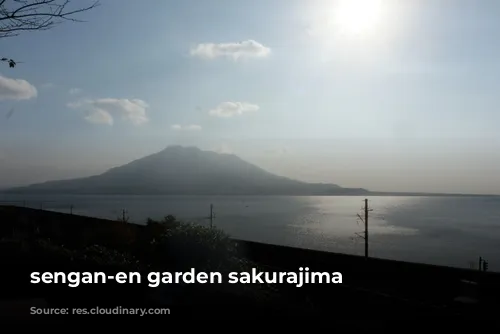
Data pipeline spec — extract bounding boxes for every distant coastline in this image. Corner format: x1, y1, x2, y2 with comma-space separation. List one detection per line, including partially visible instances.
0, 190, 497, 197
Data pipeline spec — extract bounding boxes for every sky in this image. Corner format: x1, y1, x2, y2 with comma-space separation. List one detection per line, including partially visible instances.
0, 0, 499, 194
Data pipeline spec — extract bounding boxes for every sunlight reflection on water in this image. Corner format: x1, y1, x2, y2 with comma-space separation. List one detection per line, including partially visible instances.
1, 193, 500, 271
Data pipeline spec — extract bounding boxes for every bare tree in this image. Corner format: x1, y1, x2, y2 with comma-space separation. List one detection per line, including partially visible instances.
1, 0, 100, 67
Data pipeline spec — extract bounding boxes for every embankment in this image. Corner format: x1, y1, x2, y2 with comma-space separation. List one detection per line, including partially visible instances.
1, 205, 499, 318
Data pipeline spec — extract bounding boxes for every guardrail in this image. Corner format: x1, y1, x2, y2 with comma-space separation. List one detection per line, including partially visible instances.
0, 201, 74, 212
0, 201, 214, 226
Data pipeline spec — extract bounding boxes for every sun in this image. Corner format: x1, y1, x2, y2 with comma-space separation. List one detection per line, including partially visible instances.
331, 0, 384, 36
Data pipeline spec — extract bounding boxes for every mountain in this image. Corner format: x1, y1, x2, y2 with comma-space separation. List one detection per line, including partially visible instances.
4, 146, 369, 196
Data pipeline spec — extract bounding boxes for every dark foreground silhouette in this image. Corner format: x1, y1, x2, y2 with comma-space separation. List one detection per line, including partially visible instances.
0, 205, 499, 329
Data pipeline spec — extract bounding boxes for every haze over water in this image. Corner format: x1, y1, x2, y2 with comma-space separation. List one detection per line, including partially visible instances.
2, 194, 499, 272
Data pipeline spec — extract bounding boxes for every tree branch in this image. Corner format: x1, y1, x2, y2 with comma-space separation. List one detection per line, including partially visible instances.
0, 0, 99, 38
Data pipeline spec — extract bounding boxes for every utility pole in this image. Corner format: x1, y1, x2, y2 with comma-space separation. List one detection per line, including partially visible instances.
364, 198, 368, 257
209, 204, 215, 228
355, 198, 372, 258
479, 257, 489, 272
121, 209, 129, 223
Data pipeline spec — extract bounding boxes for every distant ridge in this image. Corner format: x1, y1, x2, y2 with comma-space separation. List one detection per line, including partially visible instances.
4, 146, 369, 196
366, 191, 498, 197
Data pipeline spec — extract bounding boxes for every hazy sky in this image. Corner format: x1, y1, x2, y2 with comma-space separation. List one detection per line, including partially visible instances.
0, 0, 499, 194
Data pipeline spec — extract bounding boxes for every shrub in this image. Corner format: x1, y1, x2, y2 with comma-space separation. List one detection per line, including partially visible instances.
144, 221, 238, 272
137, 221, 282, 306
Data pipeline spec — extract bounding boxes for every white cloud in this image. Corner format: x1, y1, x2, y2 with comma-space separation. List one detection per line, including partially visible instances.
84, 108, 113, 125
69, 88, 82, 95
171, 124, 202, 131
0, 74, 37, 100
190, 40, 271, 61
67, 98, 149, 126
208, 101, 259, 118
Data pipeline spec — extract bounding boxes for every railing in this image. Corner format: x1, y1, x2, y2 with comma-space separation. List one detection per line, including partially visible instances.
0, 200, 214, 227
0, 200, 75, 213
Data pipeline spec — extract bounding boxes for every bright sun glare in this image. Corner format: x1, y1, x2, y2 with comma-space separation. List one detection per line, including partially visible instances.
331, 0, 384, 36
